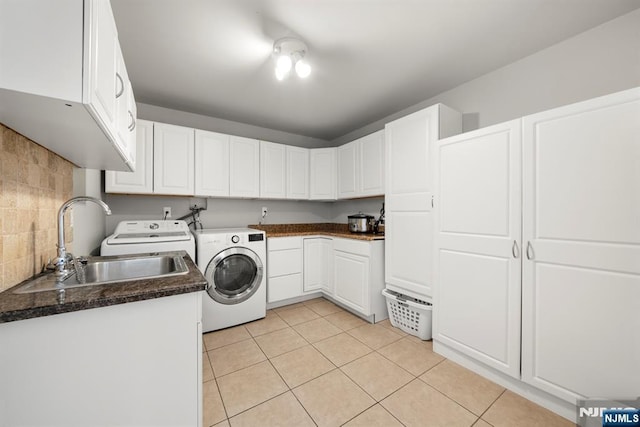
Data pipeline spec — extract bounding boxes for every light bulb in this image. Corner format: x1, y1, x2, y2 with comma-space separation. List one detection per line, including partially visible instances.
276, 55, 292, 73
295, 59, 311, 78
275, 66, 288, 81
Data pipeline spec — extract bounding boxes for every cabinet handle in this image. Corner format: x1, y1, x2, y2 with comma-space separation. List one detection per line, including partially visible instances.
512, 240, 519, 258
431, 196, 434, 208
128, 111, 136, 131
526, 241, 534, 260
115, 73, 124, 98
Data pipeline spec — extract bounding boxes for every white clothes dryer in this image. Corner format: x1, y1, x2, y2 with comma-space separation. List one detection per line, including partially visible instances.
193, 228, 266, 332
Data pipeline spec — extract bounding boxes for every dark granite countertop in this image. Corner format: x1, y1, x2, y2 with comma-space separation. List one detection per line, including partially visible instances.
248, 223, 385, 241
0, 251, 207, 324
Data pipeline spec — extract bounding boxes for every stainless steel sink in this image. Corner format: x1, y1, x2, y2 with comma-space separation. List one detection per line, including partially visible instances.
13, 254, 189, 294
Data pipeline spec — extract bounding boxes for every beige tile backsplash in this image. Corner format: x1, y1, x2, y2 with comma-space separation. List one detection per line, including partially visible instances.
0, 124, 74, 291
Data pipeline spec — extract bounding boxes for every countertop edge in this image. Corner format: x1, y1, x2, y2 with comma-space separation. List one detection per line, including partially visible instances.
262, 231, 385, 241
0, 253, 207, 324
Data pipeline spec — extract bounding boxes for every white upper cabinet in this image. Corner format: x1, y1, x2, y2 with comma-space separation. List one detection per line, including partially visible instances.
337, 141, 358, 199
153, 123, 195, 195
385, 107, 459, 210
260, 141, 287, 199
0, 0, 136, 171
195, 130, 230, 197
358, 130, 385, 197
309, 148, 337, 200
337, 130, 385, 199
85, 0, 118, 134
260, 142, 309, 200
105, 119, 153, 194
434, 120, 522, 378
286, 146, 310, 199
384, 105, 462, 299
520, 88, 640, 403
230, 136, 260, 198
114, 44, 137, 165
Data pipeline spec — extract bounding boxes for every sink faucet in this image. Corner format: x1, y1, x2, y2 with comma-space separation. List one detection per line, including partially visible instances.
54, 196, 111, 277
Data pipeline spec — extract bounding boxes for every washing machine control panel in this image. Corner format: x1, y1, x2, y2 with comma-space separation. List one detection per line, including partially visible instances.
248, 233, 264, 242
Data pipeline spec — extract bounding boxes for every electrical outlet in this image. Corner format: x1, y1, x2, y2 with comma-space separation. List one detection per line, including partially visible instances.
163, 207, 172, 219
261, 206, 268, 218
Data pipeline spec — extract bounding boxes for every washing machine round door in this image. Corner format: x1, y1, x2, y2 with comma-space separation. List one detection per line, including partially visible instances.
205, 247, 263, 305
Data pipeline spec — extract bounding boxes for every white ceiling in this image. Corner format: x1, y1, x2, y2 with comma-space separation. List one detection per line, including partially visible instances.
111, 0, 640, 141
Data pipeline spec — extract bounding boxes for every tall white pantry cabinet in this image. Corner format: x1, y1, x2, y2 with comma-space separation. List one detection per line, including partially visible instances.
434, 87, 640, 415
384, 104, 462, 300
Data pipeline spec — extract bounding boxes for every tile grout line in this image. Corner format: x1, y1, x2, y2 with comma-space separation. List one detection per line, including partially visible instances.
416, 376, 486, 423
472, 388, 506, 426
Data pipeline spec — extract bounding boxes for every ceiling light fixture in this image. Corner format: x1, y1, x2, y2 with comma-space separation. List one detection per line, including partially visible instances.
273, 37, 311, 81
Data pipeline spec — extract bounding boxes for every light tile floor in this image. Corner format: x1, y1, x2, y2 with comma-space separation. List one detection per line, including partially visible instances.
202, 297, 573, 427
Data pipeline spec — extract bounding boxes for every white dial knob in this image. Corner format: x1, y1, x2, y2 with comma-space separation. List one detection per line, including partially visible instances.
231, 235, 240, 244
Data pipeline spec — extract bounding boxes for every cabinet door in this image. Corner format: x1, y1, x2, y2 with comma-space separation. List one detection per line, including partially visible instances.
85, 0, 118, 131
333, 250, 368, 313
434, 120, 522, 378
385, 211, 435, 297
260, 141, 286, 199
309, 148, 337, 200
303, 238, 331, 293
153, 123, 195, 195
384, 105, 442, 298
105, 119, 153, 194
195, 130, 229, 197
114, 44, 135, 166
385, 106, 440, 210
359, 130, 384, 197
286, 146, 310, 199
230, 136, 260, 198
521, 88, 640, 402
337, 141, 358, 199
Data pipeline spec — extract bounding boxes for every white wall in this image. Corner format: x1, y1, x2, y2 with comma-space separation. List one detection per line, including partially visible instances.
332, 8, 640, 144
137, 103, 330, 149
103, 194, 334, 235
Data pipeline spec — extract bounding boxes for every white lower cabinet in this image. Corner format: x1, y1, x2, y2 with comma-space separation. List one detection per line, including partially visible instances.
434, 88, 640, 419
331, 238, 386, 320
267, 237, 303, 303
268, 236, 386, 320
303, 237, 332, 293
0, 292, 203, 427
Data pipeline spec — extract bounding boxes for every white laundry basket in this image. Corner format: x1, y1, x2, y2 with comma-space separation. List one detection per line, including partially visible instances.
382, 289, 433, 340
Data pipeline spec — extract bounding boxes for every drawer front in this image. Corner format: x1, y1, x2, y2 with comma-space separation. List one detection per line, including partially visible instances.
268, 248, 303, 277
267, 236, 302, 251
267, 274, 303, 303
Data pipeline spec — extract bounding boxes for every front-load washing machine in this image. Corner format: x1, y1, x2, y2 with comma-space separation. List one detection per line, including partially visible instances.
193, 228, 266, 332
